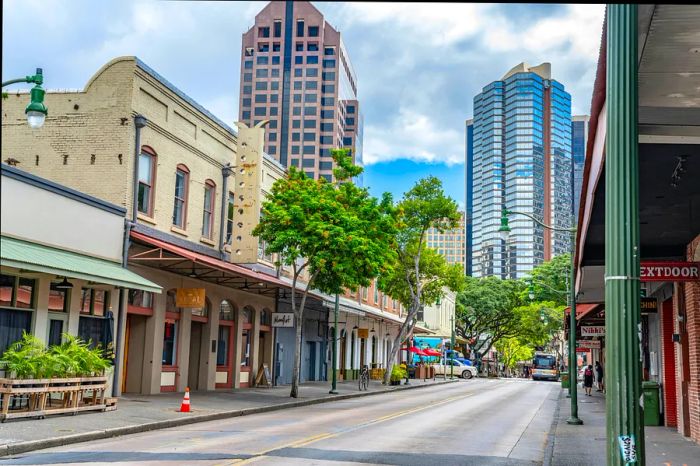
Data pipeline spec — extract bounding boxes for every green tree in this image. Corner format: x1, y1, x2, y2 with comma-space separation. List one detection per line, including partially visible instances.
495, 337, 534, 375
253, 149, 397, 398
455, 276, 525, 360
514, 301, 565, 348
378, 177, 463, 385
523, 254, 570, 306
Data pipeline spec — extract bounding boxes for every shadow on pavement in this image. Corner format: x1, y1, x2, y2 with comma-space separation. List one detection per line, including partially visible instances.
0, 451, 249, 465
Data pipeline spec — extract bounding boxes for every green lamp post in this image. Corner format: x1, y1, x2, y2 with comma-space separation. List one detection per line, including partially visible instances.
500, 208, 582, 425
2, 68, 48, 129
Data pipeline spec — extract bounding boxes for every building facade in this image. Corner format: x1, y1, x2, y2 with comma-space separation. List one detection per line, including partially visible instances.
426, 212, 467, 273
239, 1, 363, 182
469, 62, 573, 279
465, 119, 474, 276
571, 115, 589, 216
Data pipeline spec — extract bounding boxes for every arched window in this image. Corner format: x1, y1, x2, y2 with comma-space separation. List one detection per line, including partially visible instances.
137, 146, 157, 216
219, 300, 235, 321
202, 179, 216, 239
241, 307, 253, 324
173, 164, 190, 229
166, 289, 181, 313
192, 297, 210, 318
260, 308, 271, 326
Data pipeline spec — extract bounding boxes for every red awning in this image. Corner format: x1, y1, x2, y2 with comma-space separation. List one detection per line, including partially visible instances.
564, 303, 602, 321
422, 348, 442, 357
129, 230, 291, 292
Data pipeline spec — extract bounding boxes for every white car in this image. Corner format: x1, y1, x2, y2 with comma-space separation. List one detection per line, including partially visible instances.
432, 360, 477, 379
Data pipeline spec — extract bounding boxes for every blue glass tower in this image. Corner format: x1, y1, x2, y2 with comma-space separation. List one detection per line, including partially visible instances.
469, 63, 573, 279
571, 116, 589, 217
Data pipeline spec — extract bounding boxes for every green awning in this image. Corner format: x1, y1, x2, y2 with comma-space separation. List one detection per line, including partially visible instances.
0, 236, 161, 293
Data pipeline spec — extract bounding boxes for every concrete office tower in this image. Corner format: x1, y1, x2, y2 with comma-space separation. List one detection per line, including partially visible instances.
469, 62, 573, 279
571, 115, 589, 217
426, 212, 467, 274
239, 1, 363, 182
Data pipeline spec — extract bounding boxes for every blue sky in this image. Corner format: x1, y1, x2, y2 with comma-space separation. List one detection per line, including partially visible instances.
2, 1, 605, 208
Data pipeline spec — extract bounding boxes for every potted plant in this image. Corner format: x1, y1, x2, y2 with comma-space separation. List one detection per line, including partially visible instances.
390, 365, 406, 386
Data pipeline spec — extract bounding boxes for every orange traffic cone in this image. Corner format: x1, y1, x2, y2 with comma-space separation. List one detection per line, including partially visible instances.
179, 387, 191, 412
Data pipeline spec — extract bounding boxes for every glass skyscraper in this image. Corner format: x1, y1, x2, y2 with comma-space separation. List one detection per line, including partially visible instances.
571, 115, 589, 217
467, 63, 573, 279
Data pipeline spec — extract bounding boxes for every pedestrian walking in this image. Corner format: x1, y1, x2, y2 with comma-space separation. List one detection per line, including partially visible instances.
583, 364, 594, 396
595, 361, 604, 392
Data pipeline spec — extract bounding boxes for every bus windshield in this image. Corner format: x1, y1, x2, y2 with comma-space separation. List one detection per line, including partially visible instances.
533, 355, 556, 369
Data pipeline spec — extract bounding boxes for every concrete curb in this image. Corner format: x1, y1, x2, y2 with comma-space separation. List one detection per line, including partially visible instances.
1, 379, 458, 457
543, 388, 565, 466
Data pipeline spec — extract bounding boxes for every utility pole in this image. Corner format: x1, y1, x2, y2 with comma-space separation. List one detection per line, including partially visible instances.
329, 294, 339, 394
606, 5, 643, 464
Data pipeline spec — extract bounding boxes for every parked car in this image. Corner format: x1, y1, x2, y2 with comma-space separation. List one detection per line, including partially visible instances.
433, 360, 477, 379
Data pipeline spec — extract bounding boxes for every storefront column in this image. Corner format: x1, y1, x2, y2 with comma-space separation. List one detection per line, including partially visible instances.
177, 308, 192, 392
605, 4, 644, 464
144, 292, 165, 394
202, 304, 219, 391
66, 279, 86, 336
232, 307, 244, 389
32, 276, 51, 343
250, 308, 261, 386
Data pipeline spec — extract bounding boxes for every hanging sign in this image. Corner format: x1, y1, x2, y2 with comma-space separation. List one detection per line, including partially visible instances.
640, 261, 700, 282
640, 297, 657, 313
581, 326, 605, 337
357, 328, 369, 339
272, 313, 294, 327
175, 288, 205, 308
578, 340, 601, 349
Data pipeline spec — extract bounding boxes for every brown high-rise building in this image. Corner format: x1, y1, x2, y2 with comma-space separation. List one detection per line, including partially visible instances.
239, 1, 363, 182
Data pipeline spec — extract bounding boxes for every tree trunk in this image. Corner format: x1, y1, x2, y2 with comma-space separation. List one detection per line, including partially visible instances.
383, 304, 420, 385
290, 309, 303, 398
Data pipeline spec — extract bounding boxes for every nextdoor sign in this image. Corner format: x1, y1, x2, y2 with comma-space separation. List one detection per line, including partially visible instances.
640, 261, 700, 282
581, 326, 605, 337
272, 313, 294, 327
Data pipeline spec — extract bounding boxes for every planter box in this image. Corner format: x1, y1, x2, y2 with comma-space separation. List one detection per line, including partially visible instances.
0, 376, 110, 422
390, 380, 401, 386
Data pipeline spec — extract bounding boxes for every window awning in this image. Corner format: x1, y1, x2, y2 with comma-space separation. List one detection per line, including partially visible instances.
564, 303, 602, 322
1, 235, 162, 293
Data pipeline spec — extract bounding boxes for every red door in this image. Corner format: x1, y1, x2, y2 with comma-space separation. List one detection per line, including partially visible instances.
661, 298, 678, 427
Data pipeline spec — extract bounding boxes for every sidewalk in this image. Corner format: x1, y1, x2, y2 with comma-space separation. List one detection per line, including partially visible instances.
0, 377, 456, 456
548, 385, 700, 466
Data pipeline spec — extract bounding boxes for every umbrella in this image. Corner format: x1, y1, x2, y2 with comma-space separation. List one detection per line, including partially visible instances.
422, 348, 442, 357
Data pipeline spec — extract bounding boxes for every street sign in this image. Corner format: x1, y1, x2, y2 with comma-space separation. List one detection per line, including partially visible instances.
357, 328, 369, 339
640, 261, 700, 282
272, 313, 294, 327
641, 297, 657, 313
581, 326, 605, 337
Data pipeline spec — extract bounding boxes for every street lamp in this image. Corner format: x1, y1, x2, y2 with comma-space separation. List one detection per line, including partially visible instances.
2, 68, 48, 129
500, 208, 582, 425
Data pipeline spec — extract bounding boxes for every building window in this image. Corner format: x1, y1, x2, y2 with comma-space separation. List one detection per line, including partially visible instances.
303, 132, 315, 142
294, 68, 303, 78
242, 111, 251, 120
271, 68, 280, 78
303, 145, 315, 155
258, 43, 269, 52
308, 26, 319, 37
320, 135, 333, 145
308, 42, 319, 52
137, 147, 156, 216
217, 325, 230, 366
244, 60, 253, 69
302, 158, 315, 168
304, 106, 317, 116
173, 165, 189, 229
292, 132, 300, 142
304, 93, 317, 103
0, 274, 35, 309
291, 146, 300, 155
373, 283, 379, 304
0, 274, 35, 355
296, 19, 304, 37
202, 180, 216, 239
272, 56, 280, 65
258, 26, 270, 38
243, 73, 252, 82
346, 105, 356, 114
273, 20, 282, 38
162, 321, 178, 366
307, 56, 318, 65
273, 42, 281, 52
256, 69, 268, 78
255, 94, 267, 103
323, 59, 336, 68
80, 288, 108, 316
242, 98, 251, 107
256, 56, 268, 65
293, 81, 302, 90
295, 56, 303, 65
226, 192, 234, 244
220, 300, 235, 321
255, 107, 267, 116
292, 119, 301, 128
319, 161, 333, 170
296, 42, 304, 52
306, 81, 318, 90
321, 97, 334, 107
306, 68, 318, 78
304, 119, 317, 129
324, 47, 335, 55
243, 85, 252, 95
320, 122, 333, 132
271, 81, 279, 91
269, 132, 278, 142
321, 84, 335, 93
321, 109, 334, 119
48, 281, 70, 313
343, 137, 353, 146
346, 117, 355, 125
128, 290, 153, 310
293, 94, 302, 103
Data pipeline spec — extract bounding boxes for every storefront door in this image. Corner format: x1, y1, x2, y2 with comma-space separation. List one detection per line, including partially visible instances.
188, 321, 203, 390
47, 313, 67, 346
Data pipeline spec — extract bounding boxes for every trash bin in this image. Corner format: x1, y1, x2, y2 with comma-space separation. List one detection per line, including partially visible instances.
642, 381, 660, 426
560, 371, 570, 389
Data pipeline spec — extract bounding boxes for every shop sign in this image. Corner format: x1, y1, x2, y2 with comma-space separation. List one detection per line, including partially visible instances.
578, 340, 601, 349
175, 288, 205, 308
272, 313, 294, 327
357, 328, 369, 339
640, 297, 657, 313
640, 261, 700, 282
581, 326, 605, 337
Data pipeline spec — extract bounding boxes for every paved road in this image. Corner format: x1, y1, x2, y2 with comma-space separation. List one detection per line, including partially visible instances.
0, 378, 559, 466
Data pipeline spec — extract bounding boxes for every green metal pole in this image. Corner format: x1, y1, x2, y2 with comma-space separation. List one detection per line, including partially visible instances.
606, 5, 643, 465
567, 228, 582, 424
450, 315, 455, 380
329, 293, 339, 394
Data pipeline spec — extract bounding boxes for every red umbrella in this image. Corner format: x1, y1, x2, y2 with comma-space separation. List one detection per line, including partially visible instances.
422, 348, 442, 357
401, 346, 428, 356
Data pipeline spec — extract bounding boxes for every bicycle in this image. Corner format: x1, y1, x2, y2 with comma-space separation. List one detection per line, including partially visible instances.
359, 365, 369, 391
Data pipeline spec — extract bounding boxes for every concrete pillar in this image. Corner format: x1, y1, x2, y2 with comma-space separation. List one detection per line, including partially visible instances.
232, 307, 244, 389
202, 300, 219, 391
143, 292, 165, 394
250, 307, 261, 386
177, 308, 192, 392
32, 276, 51, 343
66, 279, 86, 336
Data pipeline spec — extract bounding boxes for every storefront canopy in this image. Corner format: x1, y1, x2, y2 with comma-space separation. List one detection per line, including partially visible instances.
0, 235, 162, 293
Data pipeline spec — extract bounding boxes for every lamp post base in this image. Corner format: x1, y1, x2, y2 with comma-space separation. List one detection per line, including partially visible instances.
329, 390, 339, 394
566, 416, 583, 425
